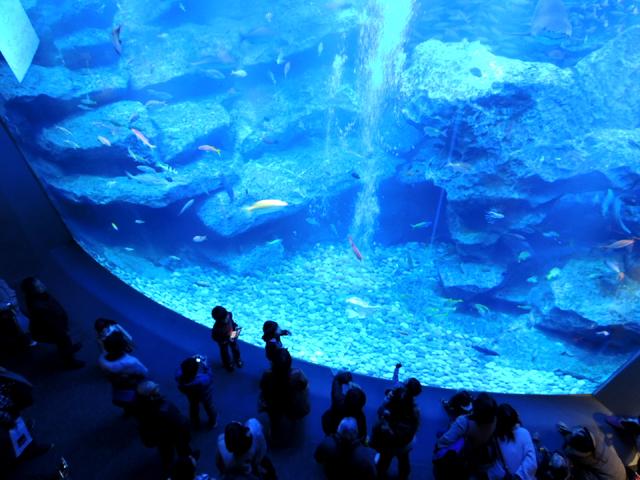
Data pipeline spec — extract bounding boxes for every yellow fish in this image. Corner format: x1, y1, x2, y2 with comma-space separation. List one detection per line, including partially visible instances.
244, 199, 289, 212
97, 135, 112, 147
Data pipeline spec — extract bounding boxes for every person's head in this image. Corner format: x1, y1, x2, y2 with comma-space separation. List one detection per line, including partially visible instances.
102, 331, 132, 357
171, 454, 197, 480
271, 347, 292, 374
21, 277, 46, 296
469, 393, 497, 426
546, 451, 571, 480
224, 421, 253, 456
262, 320, 279, 340
211, 305, 229, 323
136, 380, 161, 400
344, 384, 366, 413
180, 357, 200, 382
405, 378, 422, 398
336, 417, 359, 443
94, 317, 114, 333
495, 403, 520, 441
565, 426, 595, 457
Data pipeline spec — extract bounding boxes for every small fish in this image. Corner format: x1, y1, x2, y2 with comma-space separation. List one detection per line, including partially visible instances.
601, 189, 615, 217
77, 104, 94, 111
192, 235, 207, 243
266, 238, 282, 246
526, 276, 538, 284
284, 62, 291, 78
97, 135, 111, 147
268, 71, 276, 85
276, 50, 285, 65
231, 69, 248, 78
485, 209, 505, 222
134, 219, 145, 224
63, 140, 81, 149
244, 199, 288, 212
543, 230, 560, 239
546, 267, 561, 280
198, 145, 221, 155
595, 330, 610, 337
517, 251, 531, 262
54, 125, 73, 136
129, 112, 140, 124
410, 221, 432, 229
194, 280, 210, 288
157, 32, 170, 39
265, 11, 273, 22
145, 99, 166, 108
318, 42, 324, 56
112, 25, 122, 55
179, 2, 186, 12
603, 239, 636, 249
350, 171, 361, 179
469, 67, 482, 77
131, 128, 156, 149
156, 162, 178, 175
127, 147, 146, 164
168, 255, 181, 261
472, 345, 500, 356
178, 199, 195, 216
423, 126, 443, 138
111, 222, 119, 231
124, 247, 135, 252
446, 161, 472, 172
474, 304, 490, 315
348, 235, 363, 261
136, 165, 156, 174
345, 297, 379, 310
606, 260, 625, 281
203, 69, 225, 80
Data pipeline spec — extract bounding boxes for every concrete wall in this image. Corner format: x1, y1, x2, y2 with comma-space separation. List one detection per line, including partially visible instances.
595, 351, 640, 415
0, 121, 71, 281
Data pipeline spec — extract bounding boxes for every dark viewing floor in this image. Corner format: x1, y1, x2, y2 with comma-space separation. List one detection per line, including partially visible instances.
3, 243, 638, 479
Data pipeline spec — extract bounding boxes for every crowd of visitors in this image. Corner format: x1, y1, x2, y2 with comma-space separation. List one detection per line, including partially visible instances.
1, 274, 639, 480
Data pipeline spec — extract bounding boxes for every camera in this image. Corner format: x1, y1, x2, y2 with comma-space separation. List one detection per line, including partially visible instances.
193, 354, 207, 364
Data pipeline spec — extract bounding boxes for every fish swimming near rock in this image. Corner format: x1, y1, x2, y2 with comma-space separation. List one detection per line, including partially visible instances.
531, 0, 572, 38
55, 126, 73, 136
244, 199, 288, 213
198, 145, 221, 155
111, 222, 119, 231
203, 69, 225, 80
410, 221, 432, 229
613, 197, 632, 234
112, 25, 123, 55
231, 69, 248, 78
345, 296, 380, 310
348, 235, 363, 261
131, 128, 156, 149
485, 209, 505, 223
472, 345, 500, 356
192, 235, 207, 243
605, 261, 625, 281
178, 199, 194, 216
136, 165, 156, 174
603, 239, 636, 249
97, 135, 111, 147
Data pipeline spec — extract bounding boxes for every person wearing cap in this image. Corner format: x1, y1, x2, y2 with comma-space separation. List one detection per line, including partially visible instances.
559, 423, 626, 480
215, 418, 275, 479
211, 306, 243, 372
175, 355, 217, 430
134, 381, 195, 474
371, 377, 422, 480
261, 321, 291, 363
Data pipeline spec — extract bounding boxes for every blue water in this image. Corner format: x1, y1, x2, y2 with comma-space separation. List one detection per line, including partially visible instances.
2, 0, 640, 393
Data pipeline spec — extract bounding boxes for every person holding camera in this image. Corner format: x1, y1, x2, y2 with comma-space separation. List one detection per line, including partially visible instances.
175, 355, 218, 430
211, 306, 243, 372
261, 321, 291, 363
321, 371, 367, 442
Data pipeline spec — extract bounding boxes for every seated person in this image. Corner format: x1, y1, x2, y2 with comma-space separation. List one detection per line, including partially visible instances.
558, 422, 627, 480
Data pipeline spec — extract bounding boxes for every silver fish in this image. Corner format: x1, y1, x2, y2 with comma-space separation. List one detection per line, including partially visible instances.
178, 199, 195, 216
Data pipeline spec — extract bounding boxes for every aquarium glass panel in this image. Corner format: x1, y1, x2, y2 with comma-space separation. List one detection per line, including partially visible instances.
2, 0, 640, 394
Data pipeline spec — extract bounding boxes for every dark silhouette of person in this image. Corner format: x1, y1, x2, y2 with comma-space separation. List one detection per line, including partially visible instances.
321, 371, 367, 442
315, 416, 377, 480
20, 277, 84, 369
133, 381, 196, 474
175, 355, 218, 430
261, 320, 291, 363
211, 306, 242, 372
371, 378, 422, 480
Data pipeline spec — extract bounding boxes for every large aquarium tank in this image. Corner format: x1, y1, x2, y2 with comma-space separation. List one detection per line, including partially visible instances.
1, 0, 640, 394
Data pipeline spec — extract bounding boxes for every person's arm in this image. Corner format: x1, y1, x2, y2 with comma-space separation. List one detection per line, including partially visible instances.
515, 427, 538, 480
436, 415, 468, 451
